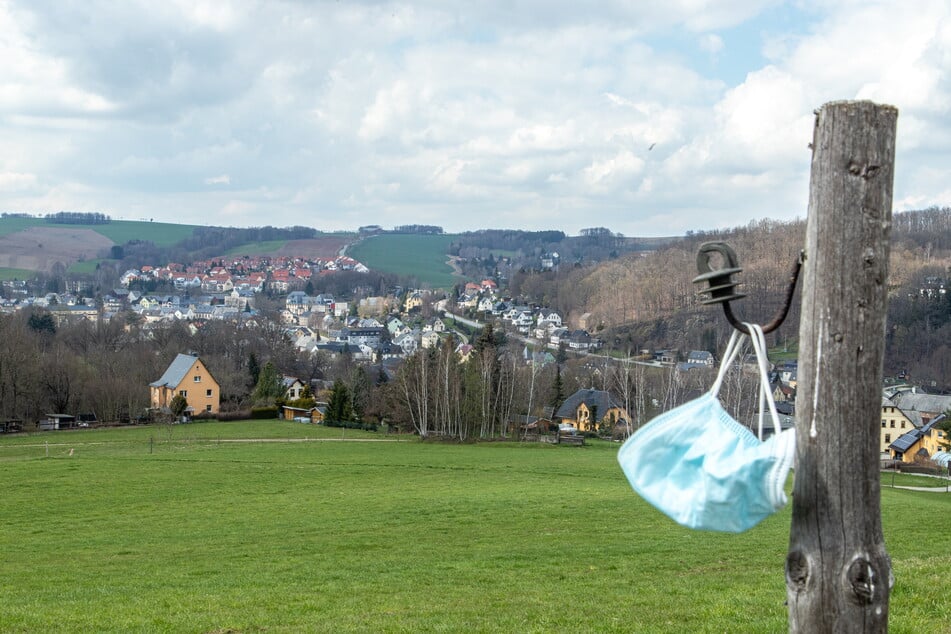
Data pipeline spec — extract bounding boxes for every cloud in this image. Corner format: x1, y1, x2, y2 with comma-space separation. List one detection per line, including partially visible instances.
0, 1, 948, 237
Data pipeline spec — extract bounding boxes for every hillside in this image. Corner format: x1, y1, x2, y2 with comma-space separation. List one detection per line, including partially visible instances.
0, 217, 201, 274
508, 208, 951, 389
347, 234, 459, 289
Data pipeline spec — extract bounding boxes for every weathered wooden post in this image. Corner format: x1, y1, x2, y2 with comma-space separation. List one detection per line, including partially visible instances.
786, 101, 897, 631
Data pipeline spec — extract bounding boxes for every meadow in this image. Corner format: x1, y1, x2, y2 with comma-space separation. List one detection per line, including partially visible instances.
348, 234, 459, 289
0, 217, 198, 246
1, 422, 949, 633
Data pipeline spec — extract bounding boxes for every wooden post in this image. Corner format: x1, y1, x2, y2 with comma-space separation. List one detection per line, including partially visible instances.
786, 101, 897, 632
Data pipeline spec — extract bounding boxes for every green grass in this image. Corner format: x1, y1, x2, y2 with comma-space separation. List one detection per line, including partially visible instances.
0, 266, 39, 280
0, 422, 948, 632
67, 258, 108, 274
348, 234, 459, 288
0, 217, 198, 246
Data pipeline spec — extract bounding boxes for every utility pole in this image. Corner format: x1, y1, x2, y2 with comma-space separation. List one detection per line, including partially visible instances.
786, 101, 897, 632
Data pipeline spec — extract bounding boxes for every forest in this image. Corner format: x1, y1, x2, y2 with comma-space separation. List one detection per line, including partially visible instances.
506, 208, 951, 390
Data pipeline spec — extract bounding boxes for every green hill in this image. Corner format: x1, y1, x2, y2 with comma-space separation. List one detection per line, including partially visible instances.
348, 234, 459, 288
0, 216, 198, 246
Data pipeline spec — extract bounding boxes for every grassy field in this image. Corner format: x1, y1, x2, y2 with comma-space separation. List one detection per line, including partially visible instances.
0, 217, 198, 246
348, 234, 459, 288
0, 266, 39, 280
1, 422, 949, 633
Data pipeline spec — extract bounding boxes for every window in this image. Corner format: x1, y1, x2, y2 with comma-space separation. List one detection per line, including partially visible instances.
884, 434, 891, 443
881, 421, 886, 428
890, 421, 895, 428
179, 390, 187, 397
901, 421, 906, 428
206, 405, 212, 412
206, 389, 213, 397
194, 375, 201, 382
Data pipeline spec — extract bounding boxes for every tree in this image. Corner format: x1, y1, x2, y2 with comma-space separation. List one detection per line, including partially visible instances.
939, 410, 951, 451
325, 379, 353, 425
169, 393, 188, 419
247, 353, 261, 388
251, 361, 283, 406
28, 312, 56, 336
549, 364, 565, 412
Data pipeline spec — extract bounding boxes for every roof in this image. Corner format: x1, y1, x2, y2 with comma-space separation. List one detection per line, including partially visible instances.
890, 391, 951, 415
149, 353, 200, 388
555, 389, 624, 421
889, 416, 944, 453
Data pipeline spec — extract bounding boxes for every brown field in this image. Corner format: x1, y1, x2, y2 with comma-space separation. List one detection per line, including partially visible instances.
0, 227, 113, 272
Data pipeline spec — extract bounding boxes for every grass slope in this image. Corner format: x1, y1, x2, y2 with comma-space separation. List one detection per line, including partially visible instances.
1, 422, 948, 633
348, 234, 459, 288
0, 217, 198, 247
0, 267, 39, 280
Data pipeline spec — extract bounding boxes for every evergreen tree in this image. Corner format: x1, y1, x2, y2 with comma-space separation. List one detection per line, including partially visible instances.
248, 352, 261, 386
251, 361, 283, 406
169, 393, 189, 419
549, 364, 565, 411
325, 379, 353, 425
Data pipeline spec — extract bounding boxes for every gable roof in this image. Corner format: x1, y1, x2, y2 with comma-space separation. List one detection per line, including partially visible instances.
150, 353, 203, 388
889, 415, 944, 453
555, 388, 625, 421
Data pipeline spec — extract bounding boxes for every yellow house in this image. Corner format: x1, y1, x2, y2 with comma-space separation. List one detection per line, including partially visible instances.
404, 290, 427, 312
150, 353, 220, 415
880, 398, 920, 453
889, 415, 948, 463
555, 388, 630, 433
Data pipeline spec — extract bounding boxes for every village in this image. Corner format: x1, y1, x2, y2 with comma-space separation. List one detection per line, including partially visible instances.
4, 250, 945, 473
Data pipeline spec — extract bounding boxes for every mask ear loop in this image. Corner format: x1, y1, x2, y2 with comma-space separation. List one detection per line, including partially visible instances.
709, 329, 746, 397
745, 322, 781, 440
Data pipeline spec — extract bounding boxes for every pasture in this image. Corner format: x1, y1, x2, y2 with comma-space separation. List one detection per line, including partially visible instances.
0, 217, 198, 247
0, 422, 948, 633
348, 234, 459, 288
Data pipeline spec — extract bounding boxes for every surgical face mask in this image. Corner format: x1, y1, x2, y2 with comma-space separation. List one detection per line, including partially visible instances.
617, 324, 796, 533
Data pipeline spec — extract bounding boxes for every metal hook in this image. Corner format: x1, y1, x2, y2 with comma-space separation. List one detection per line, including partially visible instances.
692, 241, 804, 335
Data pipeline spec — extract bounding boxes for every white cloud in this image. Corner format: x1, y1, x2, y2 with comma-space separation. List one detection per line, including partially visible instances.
699, 33, 724, 55
0, 1, 948, 237
0, 172, 37, 191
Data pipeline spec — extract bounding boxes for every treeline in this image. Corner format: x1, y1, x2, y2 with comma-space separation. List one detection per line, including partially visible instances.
392, 225, 444, 234
508, 208, 951, 389
0, 310, 312, 425
109, 225, 318, 271
46, 211, 111, 225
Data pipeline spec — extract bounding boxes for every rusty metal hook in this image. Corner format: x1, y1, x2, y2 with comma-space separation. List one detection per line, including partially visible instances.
692, 241, 804, 335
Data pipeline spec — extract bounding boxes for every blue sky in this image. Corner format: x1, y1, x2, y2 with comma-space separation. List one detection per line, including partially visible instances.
1, 1, 949, 236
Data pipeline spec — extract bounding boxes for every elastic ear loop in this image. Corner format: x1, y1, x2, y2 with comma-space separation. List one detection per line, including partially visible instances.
709, 330, 746, 397
744, 323, 781, 440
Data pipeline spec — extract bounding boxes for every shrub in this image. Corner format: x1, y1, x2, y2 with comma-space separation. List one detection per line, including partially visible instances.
250, 406, 279, 419
216, 410, 251, 422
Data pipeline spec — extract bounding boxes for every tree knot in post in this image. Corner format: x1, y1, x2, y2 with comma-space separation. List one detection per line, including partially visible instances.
847, 160, 880, 180
844, 556, 881, 606
785, 550, 810, 592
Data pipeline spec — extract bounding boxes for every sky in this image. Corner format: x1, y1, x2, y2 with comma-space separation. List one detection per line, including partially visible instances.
1, 1, 949, 237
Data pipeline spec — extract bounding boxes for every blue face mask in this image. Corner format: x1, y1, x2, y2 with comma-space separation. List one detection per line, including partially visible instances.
617, 324, 796, 533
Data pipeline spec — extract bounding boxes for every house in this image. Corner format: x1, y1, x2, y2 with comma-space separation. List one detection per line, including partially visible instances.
283, 376, 306, 400
555, 388, 630, 433
880, 397, 922, 454
888, 389, 951, 426
686, 350, 715, 366
149, 353, 220, 415
888, 415, 947, 463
